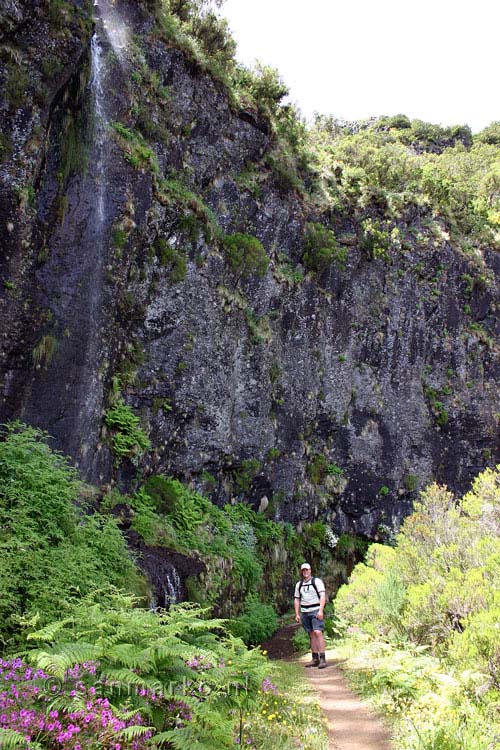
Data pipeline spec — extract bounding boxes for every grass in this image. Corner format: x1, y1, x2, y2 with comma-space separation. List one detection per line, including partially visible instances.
325, 634, 499, 750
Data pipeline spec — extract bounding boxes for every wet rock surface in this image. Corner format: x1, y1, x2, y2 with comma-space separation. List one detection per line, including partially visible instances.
0, 0, 499, 538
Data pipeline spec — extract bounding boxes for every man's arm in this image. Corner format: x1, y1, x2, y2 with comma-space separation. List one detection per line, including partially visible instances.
294, 596, 301, 622
316, 592, 326, 620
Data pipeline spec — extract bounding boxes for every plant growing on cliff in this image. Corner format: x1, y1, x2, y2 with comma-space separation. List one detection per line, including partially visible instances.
111, 122, 160, 175
360, 219, 400, 261
104, 398, 151, 463
302, 222, 347, 273
223, 233, 269, 278
231, 458, 261, 493
307, 453, 343, 485
32, 334, 57, 369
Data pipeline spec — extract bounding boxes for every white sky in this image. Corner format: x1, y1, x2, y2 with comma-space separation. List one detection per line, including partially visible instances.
221, 0, 500, 133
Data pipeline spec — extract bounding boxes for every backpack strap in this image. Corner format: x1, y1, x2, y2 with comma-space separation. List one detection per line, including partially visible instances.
298, 576, 320, 599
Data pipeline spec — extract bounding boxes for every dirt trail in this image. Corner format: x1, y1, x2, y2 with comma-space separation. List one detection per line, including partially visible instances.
263, 625, 394, 750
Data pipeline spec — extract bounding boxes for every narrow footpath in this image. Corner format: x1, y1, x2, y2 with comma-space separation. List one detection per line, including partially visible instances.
262, 625, 394, 750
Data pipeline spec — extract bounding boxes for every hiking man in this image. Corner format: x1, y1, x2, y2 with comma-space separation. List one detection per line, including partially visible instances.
294, 562, 327, 668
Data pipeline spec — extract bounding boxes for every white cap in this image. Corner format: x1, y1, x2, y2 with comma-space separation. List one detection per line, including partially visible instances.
300, 562, 311, 570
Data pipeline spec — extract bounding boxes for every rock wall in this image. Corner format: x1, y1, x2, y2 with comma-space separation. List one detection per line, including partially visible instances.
1, 0, 499, 538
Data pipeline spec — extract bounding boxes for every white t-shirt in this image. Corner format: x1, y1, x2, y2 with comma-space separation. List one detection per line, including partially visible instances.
294, 576, 326, 612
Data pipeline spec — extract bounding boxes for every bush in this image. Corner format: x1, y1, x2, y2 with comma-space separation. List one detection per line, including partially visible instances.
233, 63, 289, 116
21, 594, 272, 749
223, 233, 269, 278
104, 398, 151, 463
0, 423, 136, 645
229, 594, 278, 645
302, 222, 347, 273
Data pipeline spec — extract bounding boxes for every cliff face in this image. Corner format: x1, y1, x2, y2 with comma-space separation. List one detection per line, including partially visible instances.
1, 0, 499, 538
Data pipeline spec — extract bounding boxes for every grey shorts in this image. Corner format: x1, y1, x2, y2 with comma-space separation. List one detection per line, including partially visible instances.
301, 610, 324, 633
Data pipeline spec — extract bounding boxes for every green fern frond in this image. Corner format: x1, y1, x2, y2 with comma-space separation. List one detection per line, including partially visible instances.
107, 643, 155, 670
29, 642, 100, 677
26, 618, 73, 642
113, 706, 151, 722
116, 724, 154, 741
101, 667, 160, 690
0, 728, 42, 749
45, 694, 88, 714
152, 724, 232, 750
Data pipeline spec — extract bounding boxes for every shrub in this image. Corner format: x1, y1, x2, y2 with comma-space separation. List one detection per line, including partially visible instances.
104, 398, 151, 463
111, 122, 159, 174
475, 121, 500, 145
143, 474, 182, 514
4, 63, 29, 109
233, 63, 289, 116
23, 593, 271, 749
155, 238, 187, 282
307, 454, 343, 484
0, 423, 136, 644
229, 594, 278, 645
223, 233, 269, 278
292, 627, 310, 653
302, 222, 347, 273
231, 458, 261, 494
360, 218, 400, 261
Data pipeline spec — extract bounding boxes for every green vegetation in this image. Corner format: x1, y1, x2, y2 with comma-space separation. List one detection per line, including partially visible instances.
333, 467, 500, 749
223, 233, 269, 278
155, 237, 188, 283
360, 219, 401, 261
302, 222, 348, 273
229, 593, 279, 645
104, 398, 151, 463
4, 63, 29, 109
0, 423, 332, 748
57, 110, 88, 185
334, 533, 370, 559
156, 178, 222, 243
0, 424, 138, 647
111, 121, 160, 174
423, 383, 450, 426
307, 453, 344, 485
403, 473, 419, 492
232, 458, 261, 493
2, 594, 328, 750
308, 114, 500, 255
32, 334, 57, 369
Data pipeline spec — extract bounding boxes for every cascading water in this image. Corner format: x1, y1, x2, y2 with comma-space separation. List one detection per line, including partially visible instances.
164, 566, 182, 608
148, 563, 184, 611
18, 1, 129, 479
90, 32, 107, 228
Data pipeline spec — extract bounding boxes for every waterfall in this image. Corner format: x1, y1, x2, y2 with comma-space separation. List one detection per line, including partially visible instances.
148, 564, 183, 611
164, 566, 182, 608
95, 0, 130, 59
90, 32, 107, 227
17, 0, 134, 479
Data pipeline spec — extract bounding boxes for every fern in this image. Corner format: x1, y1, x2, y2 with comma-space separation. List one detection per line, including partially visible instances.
29, 642, 100, 677
22, 594, 270, 750
26, 617, 72, 642
101, 667, 161, 690
116, 725, 155, 740
0, 728, 42, 750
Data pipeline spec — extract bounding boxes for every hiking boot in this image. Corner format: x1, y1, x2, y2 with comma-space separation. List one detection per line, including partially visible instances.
317, 657, 327, 669
304, 657, 320, 668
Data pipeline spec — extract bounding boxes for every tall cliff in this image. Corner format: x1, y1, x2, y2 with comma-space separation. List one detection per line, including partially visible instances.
1, 0, 499, 538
